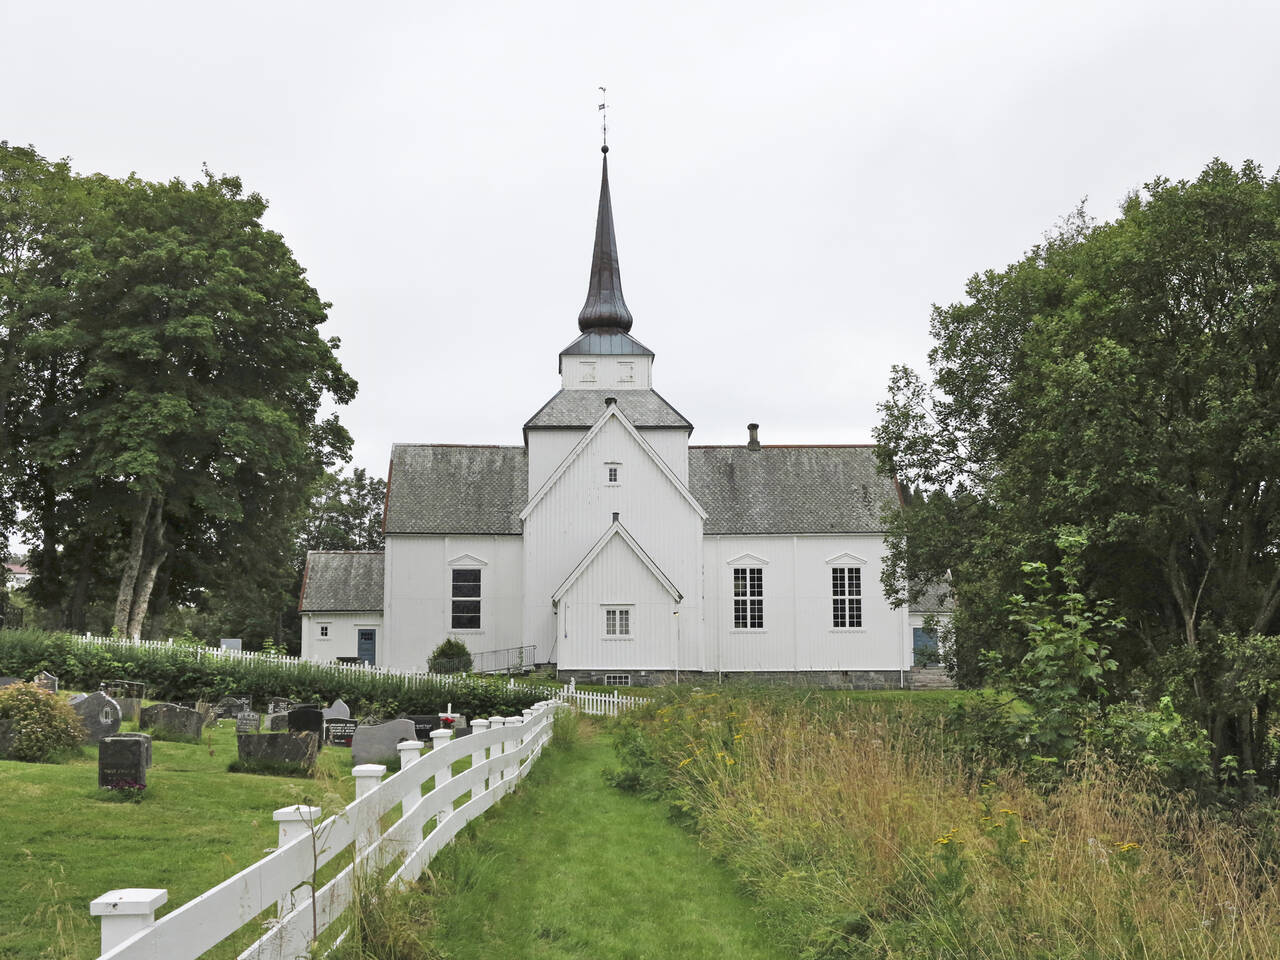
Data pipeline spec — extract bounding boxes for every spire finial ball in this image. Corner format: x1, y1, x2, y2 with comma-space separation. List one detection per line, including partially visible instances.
601, 145, 609, 154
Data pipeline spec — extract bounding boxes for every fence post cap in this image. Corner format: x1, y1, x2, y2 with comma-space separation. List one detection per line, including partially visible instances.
488, 715, 505, 725
352, 763, 387, 777
90, 888, 168, 916
397, 739, 425, 751
273, 804, 321, 823
470, 718, 491, 730
505, 716, 523, 724
429, 728, 453, 743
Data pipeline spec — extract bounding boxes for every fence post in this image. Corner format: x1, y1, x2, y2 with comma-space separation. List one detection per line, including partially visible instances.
353, 764, 386, 855
397, 740, 424, 817
272, 805, 321, 917
505, 716, 524, 767
429, 728, 453, 825
469, 718, 491, 790
488, 716, 506, 780
90, 888, 167, 953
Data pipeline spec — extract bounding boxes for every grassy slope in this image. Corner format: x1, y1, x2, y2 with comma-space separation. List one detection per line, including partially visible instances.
0, 706, 355, 960
424, 725, 785, 960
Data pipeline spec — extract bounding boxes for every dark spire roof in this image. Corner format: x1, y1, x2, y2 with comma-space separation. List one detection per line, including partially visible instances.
577, 146, 634, 333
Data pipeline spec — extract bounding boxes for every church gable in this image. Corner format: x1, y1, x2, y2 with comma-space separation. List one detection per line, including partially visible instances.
553, 521, 681, 604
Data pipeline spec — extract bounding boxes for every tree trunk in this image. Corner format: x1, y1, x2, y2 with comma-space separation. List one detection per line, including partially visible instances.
65, 538, 95, 632
126, 500, 166, 641
113, 496, 153, 636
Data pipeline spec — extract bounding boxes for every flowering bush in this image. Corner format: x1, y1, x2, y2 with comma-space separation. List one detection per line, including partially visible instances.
0, 682, 84, 762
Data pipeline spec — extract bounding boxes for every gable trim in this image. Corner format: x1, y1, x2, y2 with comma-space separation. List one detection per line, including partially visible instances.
726, 553, 770, 566
520, 404, 707, 521
825, 552, 868, 565
552, 521, 682, 604
447, 554, 488, 567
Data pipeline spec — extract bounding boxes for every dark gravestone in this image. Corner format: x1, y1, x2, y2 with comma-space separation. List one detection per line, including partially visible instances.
325, 719, 357, 747
215, 696, 249, 719
287, 706, 325, 749
267, 697, 295, 714
73, 692, 122, 743
101, 680, 144, 700
236, 711, 261, 734
403, 715, 442, 741
139, 703, 178, 729
34, 671, 58, 693
99, 736, 147, 789
149, 704, 204, 742
68, 693, 87, 706
236, 731, 318, 770
112, 732, 152, 767
351, 718, 416, 766
265, 712, 290, 731
178, 700, 197, 710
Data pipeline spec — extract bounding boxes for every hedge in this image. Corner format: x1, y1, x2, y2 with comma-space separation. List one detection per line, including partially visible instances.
0, 629, 547, 719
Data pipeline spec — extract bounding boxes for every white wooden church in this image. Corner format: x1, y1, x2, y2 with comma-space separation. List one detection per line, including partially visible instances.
299, 148, 946, 687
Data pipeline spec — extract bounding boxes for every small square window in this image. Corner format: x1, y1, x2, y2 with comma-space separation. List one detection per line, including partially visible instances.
581, 361, 597, 383
319, 625, 329, 638
618, 361, 635, 382
606, 463, 620, 484
604, 674, 631, 687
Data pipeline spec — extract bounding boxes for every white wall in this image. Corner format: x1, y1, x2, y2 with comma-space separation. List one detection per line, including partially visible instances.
528, 426, 689, 492
702, 535, 910, 674
523, 415, 703, 666
300, 612, 383, 664
560, 355, 652, 390
558, 533, 681, 670
382, 535, 524, 672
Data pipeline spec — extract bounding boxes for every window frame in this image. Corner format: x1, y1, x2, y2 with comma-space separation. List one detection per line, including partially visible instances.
602, 604, 634, 640
318, 624, 329, 639
831, 566, 863, 629
605, 461, 621, 485
450, 567, 482, 631
604, 674, 631, 687
732, 566, 765, 630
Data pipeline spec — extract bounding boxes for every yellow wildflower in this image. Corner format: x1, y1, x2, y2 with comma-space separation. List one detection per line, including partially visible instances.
679, 757, 693, 768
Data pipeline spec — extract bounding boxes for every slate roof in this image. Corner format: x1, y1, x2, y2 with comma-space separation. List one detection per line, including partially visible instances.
384, 444, 527, 535
299, 552, 384, 612
688, 446, 900, 535
524, 389, 692, 430
909, 581, 955, 614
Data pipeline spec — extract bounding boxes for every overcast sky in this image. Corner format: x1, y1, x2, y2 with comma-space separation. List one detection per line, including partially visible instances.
7, 0, 1280, 535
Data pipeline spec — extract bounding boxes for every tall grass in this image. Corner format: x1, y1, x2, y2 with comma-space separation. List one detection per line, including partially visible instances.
612, 688, 1280, 959
0, 628, 542, 718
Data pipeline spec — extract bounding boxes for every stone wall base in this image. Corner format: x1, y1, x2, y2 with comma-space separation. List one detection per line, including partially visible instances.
555, 668, 911, 690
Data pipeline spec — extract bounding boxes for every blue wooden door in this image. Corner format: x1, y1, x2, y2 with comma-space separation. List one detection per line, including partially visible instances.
357, 629, 376, 665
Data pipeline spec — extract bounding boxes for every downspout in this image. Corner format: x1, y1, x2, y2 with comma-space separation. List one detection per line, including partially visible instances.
674, 602, 681, 685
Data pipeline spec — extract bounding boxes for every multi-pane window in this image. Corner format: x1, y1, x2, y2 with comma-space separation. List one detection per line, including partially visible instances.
451, 569, 481, 629
318, 625, 329, 638
604, 606, 631, 638
831, 567, 862, 628
606, 463, 620, 484
733, 567, 764, 629
605, 674, 631, 687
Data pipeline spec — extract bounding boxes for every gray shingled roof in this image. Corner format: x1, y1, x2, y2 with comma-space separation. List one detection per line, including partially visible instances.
524, 389, 692, 430
385, 445, 527, 534
688, 446, 899, 534
300, 552, 384, 612
909, 581, 955, 614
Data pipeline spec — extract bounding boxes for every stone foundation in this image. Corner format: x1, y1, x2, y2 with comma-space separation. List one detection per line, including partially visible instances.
555, 668, 911, 690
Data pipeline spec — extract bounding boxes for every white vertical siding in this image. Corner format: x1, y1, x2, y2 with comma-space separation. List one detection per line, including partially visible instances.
382, 535, 523, 672
523, 415, 703, 668
558, 534, 680, 670
528, 427, 689, 493
703, 535, 910, 674
300, 612, 383, 664
561, 355, 653, 390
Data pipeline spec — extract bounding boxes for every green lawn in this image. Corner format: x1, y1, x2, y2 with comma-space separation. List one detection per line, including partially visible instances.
418, 722, 785, 960
0, 705, 356, 960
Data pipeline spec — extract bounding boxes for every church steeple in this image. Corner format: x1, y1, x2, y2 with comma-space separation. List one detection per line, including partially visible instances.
577, 146, 634, 333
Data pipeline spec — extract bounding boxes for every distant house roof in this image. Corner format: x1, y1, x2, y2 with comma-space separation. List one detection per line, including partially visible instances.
909, 581, 954, 614
525, 389, 692, 430
299, 552, 384, 612
688, 446, 899, 535
384, 444, 527, 535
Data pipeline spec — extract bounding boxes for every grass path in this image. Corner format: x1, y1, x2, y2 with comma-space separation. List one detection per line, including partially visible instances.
421, 724, 784, 960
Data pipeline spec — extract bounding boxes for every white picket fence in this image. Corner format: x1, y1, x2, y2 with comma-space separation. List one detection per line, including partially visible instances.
72, 633, 650, 716
91, 702, 562, 959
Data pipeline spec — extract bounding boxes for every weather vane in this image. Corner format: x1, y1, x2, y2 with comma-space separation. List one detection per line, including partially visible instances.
598, 86, 608, 148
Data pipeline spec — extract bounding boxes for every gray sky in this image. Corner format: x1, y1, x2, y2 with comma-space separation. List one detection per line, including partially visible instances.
7, 0, 1280, 539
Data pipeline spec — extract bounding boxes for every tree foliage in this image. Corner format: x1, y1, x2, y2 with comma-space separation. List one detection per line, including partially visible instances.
876, 159, 1280, 784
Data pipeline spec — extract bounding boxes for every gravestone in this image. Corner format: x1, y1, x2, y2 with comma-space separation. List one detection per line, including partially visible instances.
115, 698, 141, 723
72, 691, 122, 743
236, 731, 318, 770
149, 704, 204, 742
101, 680, 144, 700
34, 671, 58, 693
215, 696, 250, 719
236, 711, 261, 734
287, 706, 325, 747
322, 698, 350, 721
265, 712, 291, 731
68, 692, 87, 706
351, 718, 417, 766
99, 736, 147, 789
325, 718, 358, 747
402, 715, 442, 741
267, 697, 295, 714
112, 731, 152, 767
194, 701, 215, 725
0, 677, 20, 689
139, 703, 178, 729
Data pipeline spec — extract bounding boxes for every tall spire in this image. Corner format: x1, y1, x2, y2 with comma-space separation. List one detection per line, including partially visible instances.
577, 146, 634, 333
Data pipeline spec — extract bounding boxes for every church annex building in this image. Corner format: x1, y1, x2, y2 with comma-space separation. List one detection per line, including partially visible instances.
298, 148, 946, 687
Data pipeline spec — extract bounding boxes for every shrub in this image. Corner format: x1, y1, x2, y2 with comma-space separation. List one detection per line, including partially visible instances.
0, 682, 84, 762
428, 638, 473, 674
